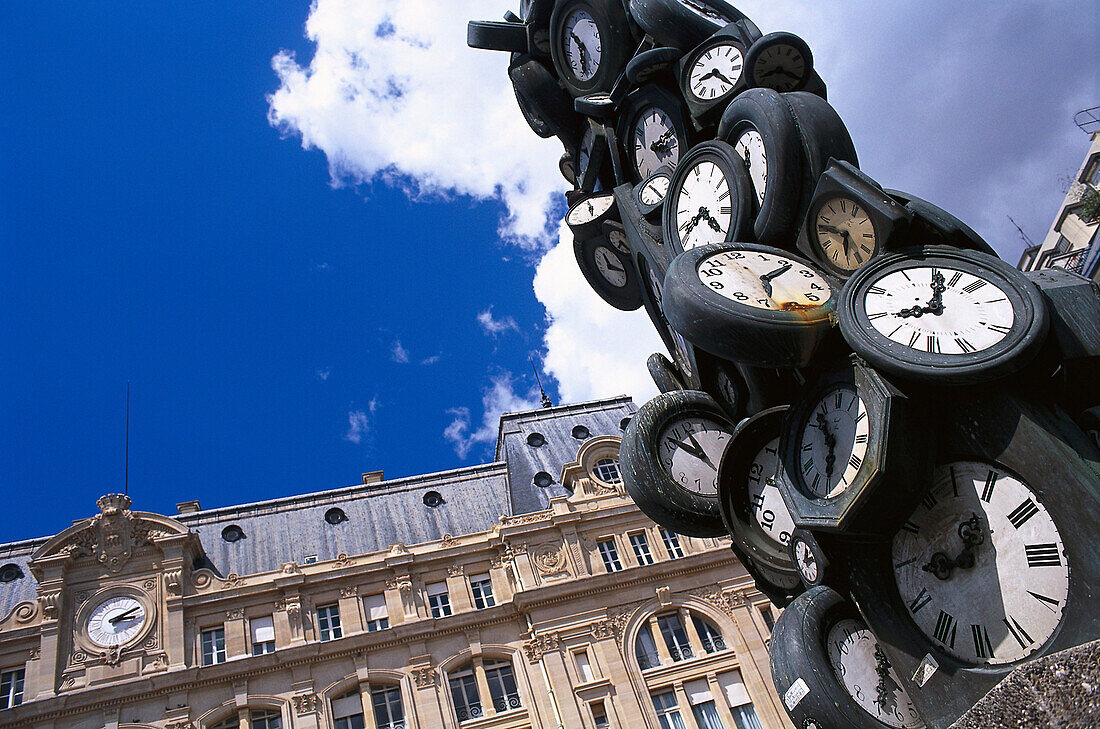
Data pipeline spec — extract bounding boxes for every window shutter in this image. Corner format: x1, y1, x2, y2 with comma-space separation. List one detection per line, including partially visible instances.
363, 593, 388, 621
719, 669, 752, 706
685, 678, 712, 705
250, 615, 274, 644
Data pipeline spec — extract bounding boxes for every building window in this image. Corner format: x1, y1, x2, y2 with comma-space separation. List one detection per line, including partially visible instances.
485, 661, 522, 712
692, 615, 727, 653
363, 593, 389, 632
0, 564, 23, 583
325, 507, 348, 525
758, 604, 776, 633
332, 690, 365, 729
221, 524, 245, 543
635, 624, 662, 670
526, 432, 546, 447
660, 528, 684, 559
251, 710, 282, 729
424, 490, 445, 507
250, 615, 275, 655
630, 531, 655, 565
201, 627, 226, 665
470, 573, 495, 609
657, 613, 693, 661
1, 668, 24, 709
371, 685, 405, 729
597, 539, 623, 573
317, 603, 343, 641
594, 457, 622, 485
572, 424, 591, 439
448, 667, 483, 722
591, 700, 610, 729
720, 670, 764, 729
427, 581, 452, 618
652, 691, 687, 729
574, 649, 595, 682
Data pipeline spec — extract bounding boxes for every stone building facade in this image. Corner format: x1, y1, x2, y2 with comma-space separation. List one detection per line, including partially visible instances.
0, 397, 789, 729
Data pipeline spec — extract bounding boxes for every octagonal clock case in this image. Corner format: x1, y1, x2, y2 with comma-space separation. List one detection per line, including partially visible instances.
662, 242, 841, 368
776, 358, 933, 538
677, 23, 750, 124
617, 84, 694, 183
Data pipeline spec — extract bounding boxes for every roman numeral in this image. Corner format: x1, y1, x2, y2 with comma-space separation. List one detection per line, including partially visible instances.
900, 520, 920, 534
922, 491, 938, 509
955, 337, 976, 353
720, 206, 732, 215
849, 454, 863, 470
962, 280, 987, 294
1028, 591, 1060, 612
981, 470, 997, 502
933, 611, 957, 648
972, 624, 994, 660
927, 335, 940, 353
950, 466, 960, 497
895, 556, 918, 569
1025, 543, 1062, 567
909, 588, 932, 613
802, 458, 814, 474
867, 285, 886, 295
1007, 498, 1040, 529
810, 473, 821, 492
1003, 616, 1034, 649
947, 271, 963, 288
908, 331, 920, 348
854, 434, 868, 444
986, 323, 1011, 334
868, 312, 888, 320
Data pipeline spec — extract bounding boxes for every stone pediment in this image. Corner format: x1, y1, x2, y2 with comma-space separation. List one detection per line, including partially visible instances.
32, 494, 193, 574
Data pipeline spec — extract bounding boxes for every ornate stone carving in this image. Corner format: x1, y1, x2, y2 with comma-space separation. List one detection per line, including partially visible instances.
340, 585, 358, 598
386, 574, 413, 593
447, 564, 464, 577
75, 590, 91, 604
280, 562, 301, 575
389, 543, 410, 555
332, 552, 351, 568
412, 665, 436, 688
143, 635, 158, 649
656, 586, 672, 606
70, 651, 87, 665
190, 569, 214, 591
292, 693, 322, 715
165, 568, 183, 595
166, 721, 194, 729
143, 653, 169, 674
226, 608, 244, 620
591, 601, 648, 646
531, 542, 569, 577
221, 573, 244, 589
12, 601, 38, 624
38, 590, 61, 620
522, 632, 562, 663
441, 533, 458, 546
501, 511, 552, 526
688, 586, 742, 618
58, 494, 159, 572
142, 578, 157, 591
28, 646, 39, 660
103, 645, 123, 666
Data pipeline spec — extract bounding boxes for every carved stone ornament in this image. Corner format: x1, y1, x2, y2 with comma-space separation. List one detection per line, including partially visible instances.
386, 574, 413, 593
333, 552, 351, 568
502, 511, 553, 526
71, 651, 87, 665
389, 543, 410, 555
28, 646, 40, 660
166, 721, 194, 729
226, 608, 244, 620
687, 586, 745, 618
165, 568, 183, 595
442, 533, 458, 546
190, 569, 214, 591
531, 542, 569, 577
281, 562, 301, 575
591, 600, 648, 646
143, 653, 169, 674
412, 665, 437, 688
143, 577, 157, 591
12, 601, 38, 624
523, 632, 562, 663
292, 692, 322, 715
221, 573, 244, 589
340, 585, 358, 598
103, 645, 123, 666
58, 494, 161, 573
38, 590, 61, 620
447, 564, 465, 577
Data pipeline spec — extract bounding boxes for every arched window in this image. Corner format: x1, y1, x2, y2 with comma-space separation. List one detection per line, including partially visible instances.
208, 710, 281, 729
593, 457, 622, 485
447, 659, 522, 723
332, 685, 404, 729
634, 609, 730, 669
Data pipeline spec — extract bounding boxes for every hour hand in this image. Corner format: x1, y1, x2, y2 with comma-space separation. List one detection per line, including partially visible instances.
685, 431, 717, 470
109, 607, 140, 624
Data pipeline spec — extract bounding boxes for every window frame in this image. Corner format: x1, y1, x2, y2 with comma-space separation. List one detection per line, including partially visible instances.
448, 666, 483, 723
370, 684, 405, 729
469, 573, 496, 610
593, 457, 623, 485
427, 582, 453, 618
483, 660, 522, 713
660, 528, 684, 559
363, 593, 390, 632
201, 626, 227, 666
597, 538, 623, 573
652, 690, 687, 729
0, 667, 24, 710
630, 531, 655, 565
692, 614, 727, 654
656, 613, 694, 661
316, 603, 343, 642
249, 614, 276, 656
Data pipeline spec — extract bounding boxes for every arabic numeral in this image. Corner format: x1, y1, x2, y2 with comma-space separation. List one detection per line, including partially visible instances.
708, 281, 724, 290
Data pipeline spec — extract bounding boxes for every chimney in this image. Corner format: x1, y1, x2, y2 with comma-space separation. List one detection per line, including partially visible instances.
176, 500, 202, 514
362, 471, 384, 485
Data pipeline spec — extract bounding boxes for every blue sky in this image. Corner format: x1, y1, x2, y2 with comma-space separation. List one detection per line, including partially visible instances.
2, 1, 1097, 542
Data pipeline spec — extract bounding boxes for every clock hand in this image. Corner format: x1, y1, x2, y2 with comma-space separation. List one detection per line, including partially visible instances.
685, 431, 717, 471
818, 224, 843, 235
109, 607, 141, 624
667, 437, 705, 461
711, 69, 735, 85
873, 645, 901, 714
922, 512, 985, 580
758, 262, 792, 297
816, 411, 837, 481
923, 270, 946, 315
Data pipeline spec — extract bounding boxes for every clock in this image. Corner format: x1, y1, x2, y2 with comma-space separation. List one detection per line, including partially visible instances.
467, 19, 530, 54
86, 595, 147, 648
559, 151, 576, 185
883, 189, 997, 257
717, 406, 803, 602
789, 528, 834, 589
838, 246, 1050, 385
771, 586, 924, 729
508, 55, 582, 141
635, 166, 673, 220
573, 229, 644, 311
662, 141, 755, 255
696, 355, 746, 422
797, 161, 911, 277
618, 84, 692, 182
628, 0, 748, 51
662, 242, 840, 368
717, 88, 805, 245
621, 389, 735, 537
573, 121, 613, 192
776, 359, 932, 536
549, 0, 633, 97
648, 351, 687, 393
1023, 267, 1100, 410
678, 27, 749, 123
637, 251, 703, 389
574, 91, 618, 120
744, 31, 814, 93
566, 190, 619, 238
625, 46, 683, 85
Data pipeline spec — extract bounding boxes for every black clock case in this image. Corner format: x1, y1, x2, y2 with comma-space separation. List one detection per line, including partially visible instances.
777, 358, 934, 537
845, 393, 1100, 728
883, 189, 997, 257
676, 23, 752, 126
627, 0, 757, 52
549, 0, 635, 97
1024, 268, 1100, 410
616, 83, 694, 183
743, 31, 813, 93
661, 140, 756, 256
572, 226, 644, 311
795, 160, 913, 276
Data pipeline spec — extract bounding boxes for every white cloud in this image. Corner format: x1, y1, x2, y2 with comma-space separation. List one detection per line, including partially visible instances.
477, 307, 520, 336
443, 371, 541, 459
391, 340, 410, 363
344, 409, 370, 444
316, 367, 331, 381
421, 355, 441, 365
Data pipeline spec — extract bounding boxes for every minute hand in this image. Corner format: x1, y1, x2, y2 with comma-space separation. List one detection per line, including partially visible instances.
759, 262, 791, 297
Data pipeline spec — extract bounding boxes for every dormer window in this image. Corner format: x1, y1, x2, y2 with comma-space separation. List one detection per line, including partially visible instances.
424, 491, 445, 508
533, 471, 554, 488
0, 564, 23, 583
221, 525, 245, 543
571, 424, 591, 440
526, 432, 546, 447
325, 507, 348, 525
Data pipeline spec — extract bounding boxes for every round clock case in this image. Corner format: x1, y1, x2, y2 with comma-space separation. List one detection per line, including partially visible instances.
636, 251, 703, 390
838, 246, 1049, 385
635, 166, 673, 220
789, 527, 833, 588
678, 32, 749, 118
549, 0, 634, 97
648, 351, 687, 393
662, 140, 755, 255
770, 587, 925, 729
509, 55, 582, 141
74, 587, 157, 657
621, 389, 735, 537
783, 91, 859, 232
883, 189, 997, 257
573, 230, 644, 311
662, 242, 840, 368
566, 190, 619, 239
467, 19, 529, 53
617, 84, 693, 183
625, 46, 683, 85
744, 31, 814, 93
574, 91, 618, 120
627, 0, 746, 51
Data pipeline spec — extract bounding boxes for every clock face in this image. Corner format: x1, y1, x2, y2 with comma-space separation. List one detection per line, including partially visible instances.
594, 246, 628, 287
748, 436, 795, 547
697, 249, 832, 311
86, 595, 147, 648
827, 618, 924, 728
752, 43, 808, 91
640, 173, 671, 205
632, 106, 680, 180
797, 384, 870, 499
815, 196, 878, 272
674, 160, 733, 249
578, 125, 596, 177
563, 9, 602, 82
567, 193, 615, 226
607, 228, 631, 254
647, 265, 693, 373
688, 43, 744, 101
734, 130, 767, 206
658, 416, 731, 495
862, 265, 1015, 356
892, 461, 1069, 666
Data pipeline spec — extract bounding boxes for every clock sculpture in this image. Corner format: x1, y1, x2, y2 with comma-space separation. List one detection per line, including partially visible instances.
469, 3, 1100, 727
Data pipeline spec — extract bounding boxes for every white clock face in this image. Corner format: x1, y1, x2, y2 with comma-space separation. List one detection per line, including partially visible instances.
815, 196, 877, 272
893, 462, 1069, 666
748, 436, 795, 547
594, 246, 627, 287
658, 416, 731, 495
752, 44, 807, 92
863, 265, 1015, 356
689, 43, 744, 100
827, 618, 924, 728
632, 106, 680, 180
697, 249, 832, 311
674, 160, 734, 249
607, 228, 630, 254
798, 385, 870, 498
86, 595, 147, 648
734, 130, 767, 206
640, 174, 671, 205
567, 193, 615, 226
578, 125, 596, 176
563, 10, 601, 81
